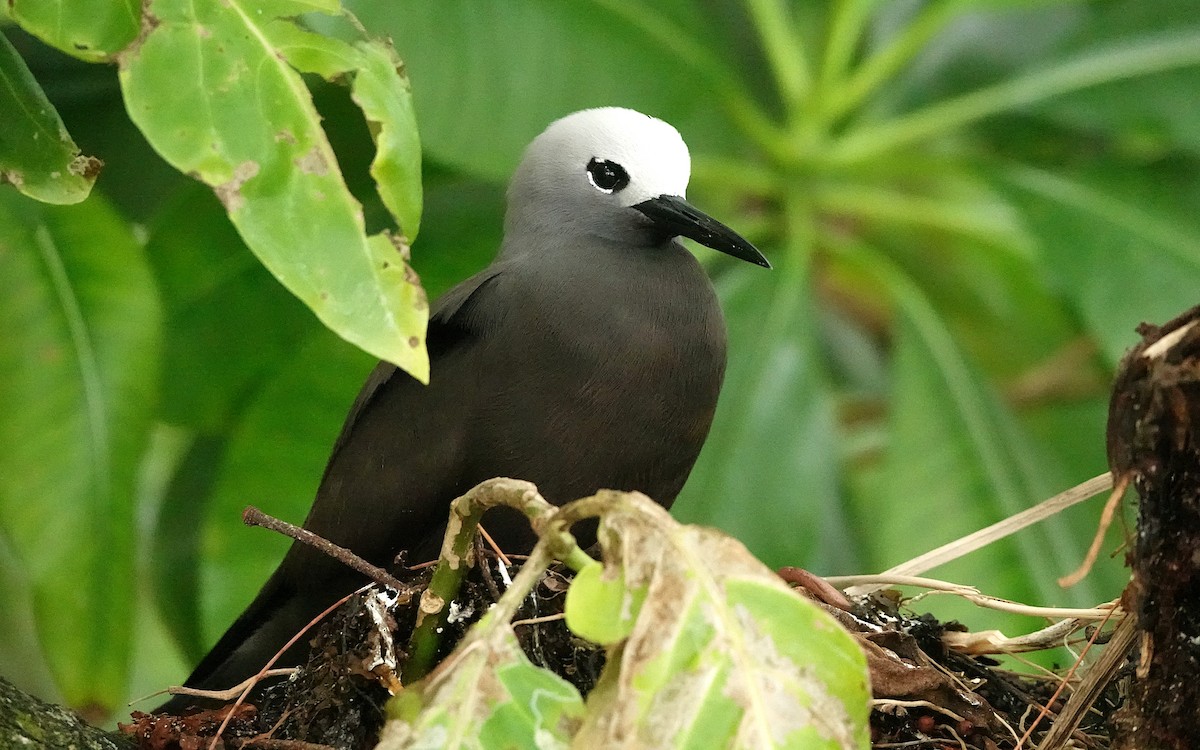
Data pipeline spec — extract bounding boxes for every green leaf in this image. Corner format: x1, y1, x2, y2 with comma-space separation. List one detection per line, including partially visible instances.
7, 0, 139, 62
0, 32, 99, 204
575, 496, 871, 749
118, 0, 429, 381
831, 28, 1200, 164
839, 244, 1103, 626
1031, 1, 1200, 156
1002, 163, 1200, 366
384, 611, 584, 749
196, 329, 372, 644
0, 190, 160, 710
264, 16, 423, 237
349, 0, 744, 181
564, 562, 645, 645
143, 183, 318, 433
676, 262, 855, 573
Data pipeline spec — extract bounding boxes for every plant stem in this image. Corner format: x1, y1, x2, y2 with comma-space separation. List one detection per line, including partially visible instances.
818, 0, 878, 95
586, 0, 794, 162
745, 0, 813, 122
813, 182, 1032, 252
1002, 164, 1200, 269
829, 30, 1200, 164
823, 1, 958, 124
401, 478, 563, 683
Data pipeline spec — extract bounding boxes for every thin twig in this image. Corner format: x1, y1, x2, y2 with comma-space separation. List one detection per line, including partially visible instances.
475, 535, 504, 604
208, 585, 370, 750
242, 506, 412, 596
1033, 613, 1137, 750
843, 472, 1113, 597
511, 613, 566, 628
827, 574, 1122, 620
233, 739, 339, 750
478, 522, 513, 567
871, 698, 966, 723
165, 669, 297, 701
1058, 472, 1130, 587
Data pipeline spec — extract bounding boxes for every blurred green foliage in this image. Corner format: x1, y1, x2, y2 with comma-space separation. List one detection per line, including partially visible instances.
2, 0, 1200, 719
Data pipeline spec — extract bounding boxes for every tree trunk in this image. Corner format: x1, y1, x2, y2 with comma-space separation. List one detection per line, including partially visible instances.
1107, 305, 1200, 750
0, 675, 135, 750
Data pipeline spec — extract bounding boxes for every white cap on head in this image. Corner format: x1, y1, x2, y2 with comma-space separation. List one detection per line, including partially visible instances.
502, 107, 768, 268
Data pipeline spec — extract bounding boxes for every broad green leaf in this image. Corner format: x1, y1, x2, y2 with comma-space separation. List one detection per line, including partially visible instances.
840, 246, 1102, 627
382, 611, 584, 750
677, 261, 856, 573
1002, 164, 1200, 366
832, 26, 1200, 164
153, 434, 228, 661
0, 33, 100, 204
848, 215, 1071, 381
126, 425, 192, 701
197, 329, 372, 644
0, 529, 60, 703
1031, 1, 1200, 156
353, 42, 423, 239
143, 182, 329, 656
7, 0, 139, 62
575, 494, 870, 750
0, 190, 160, 710
118, 0, 429, 381
144, 183, 317, 433
349, 0, 744, 181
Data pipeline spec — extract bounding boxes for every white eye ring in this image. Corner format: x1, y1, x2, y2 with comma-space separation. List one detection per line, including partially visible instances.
586, 158, 630, 194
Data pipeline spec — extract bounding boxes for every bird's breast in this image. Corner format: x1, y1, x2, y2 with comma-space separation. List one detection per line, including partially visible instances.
465, 249, 727, 512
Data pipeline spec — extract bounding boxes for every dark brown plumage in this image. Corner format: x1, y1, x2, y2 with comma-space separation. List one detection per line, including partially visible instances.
160, 107, 767, 712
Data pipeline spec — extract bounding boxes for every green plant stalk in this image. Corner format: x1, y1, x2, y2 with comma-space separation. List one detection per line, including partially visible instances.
829, 31, 1200, 164
822, 0, 958, 124
1002, 164, 1200, 268
744, 0, 813, 120
691, 156, 779, 194
813, 182, 1032, 252
818, 0, 878, 94
585, 0, 793, 163
401, 478, 589, 683
432, 494, 614, 642
827, 238, 1027, 515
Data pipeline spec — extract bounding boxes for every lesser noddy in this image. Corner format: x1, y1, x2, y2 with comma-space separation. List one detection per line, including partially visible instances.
161, 107, 769, 711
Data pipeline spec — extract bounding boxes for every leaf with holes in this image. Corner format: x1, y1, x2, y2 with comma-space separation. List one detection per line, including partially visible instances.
118, 0, 429, 380
0, 33, 100, 204
382, 609, 584, 749
7, 0, 139, 62
572, 493, 870, 750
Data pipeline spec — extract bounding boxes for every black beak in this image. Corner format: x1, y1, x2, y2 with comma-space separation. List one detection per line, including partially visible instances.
634, 194, 770, 269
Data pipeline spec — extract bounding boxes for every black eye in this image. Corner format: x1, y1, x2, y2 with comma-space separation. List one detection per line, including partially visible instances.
586, 158, 630, 194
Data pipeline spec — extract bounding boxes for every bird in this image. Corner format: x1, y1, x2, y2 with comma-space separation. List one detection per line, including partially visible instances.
160, 106, 769, 712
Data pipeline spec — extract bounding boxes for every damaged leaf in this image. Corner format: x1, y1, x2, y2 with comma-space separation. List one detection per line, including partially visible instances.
0, 33, 100, 204
267, 15, 423, 237
573, 493, 871, 750
382, 610, 584, 749
117, 0, 429, 381
7, 0, 139, 62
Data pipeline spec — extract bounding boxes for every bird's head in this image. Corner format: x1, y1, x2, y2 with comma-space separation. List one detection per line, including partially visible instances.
504, 107, 770, 268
